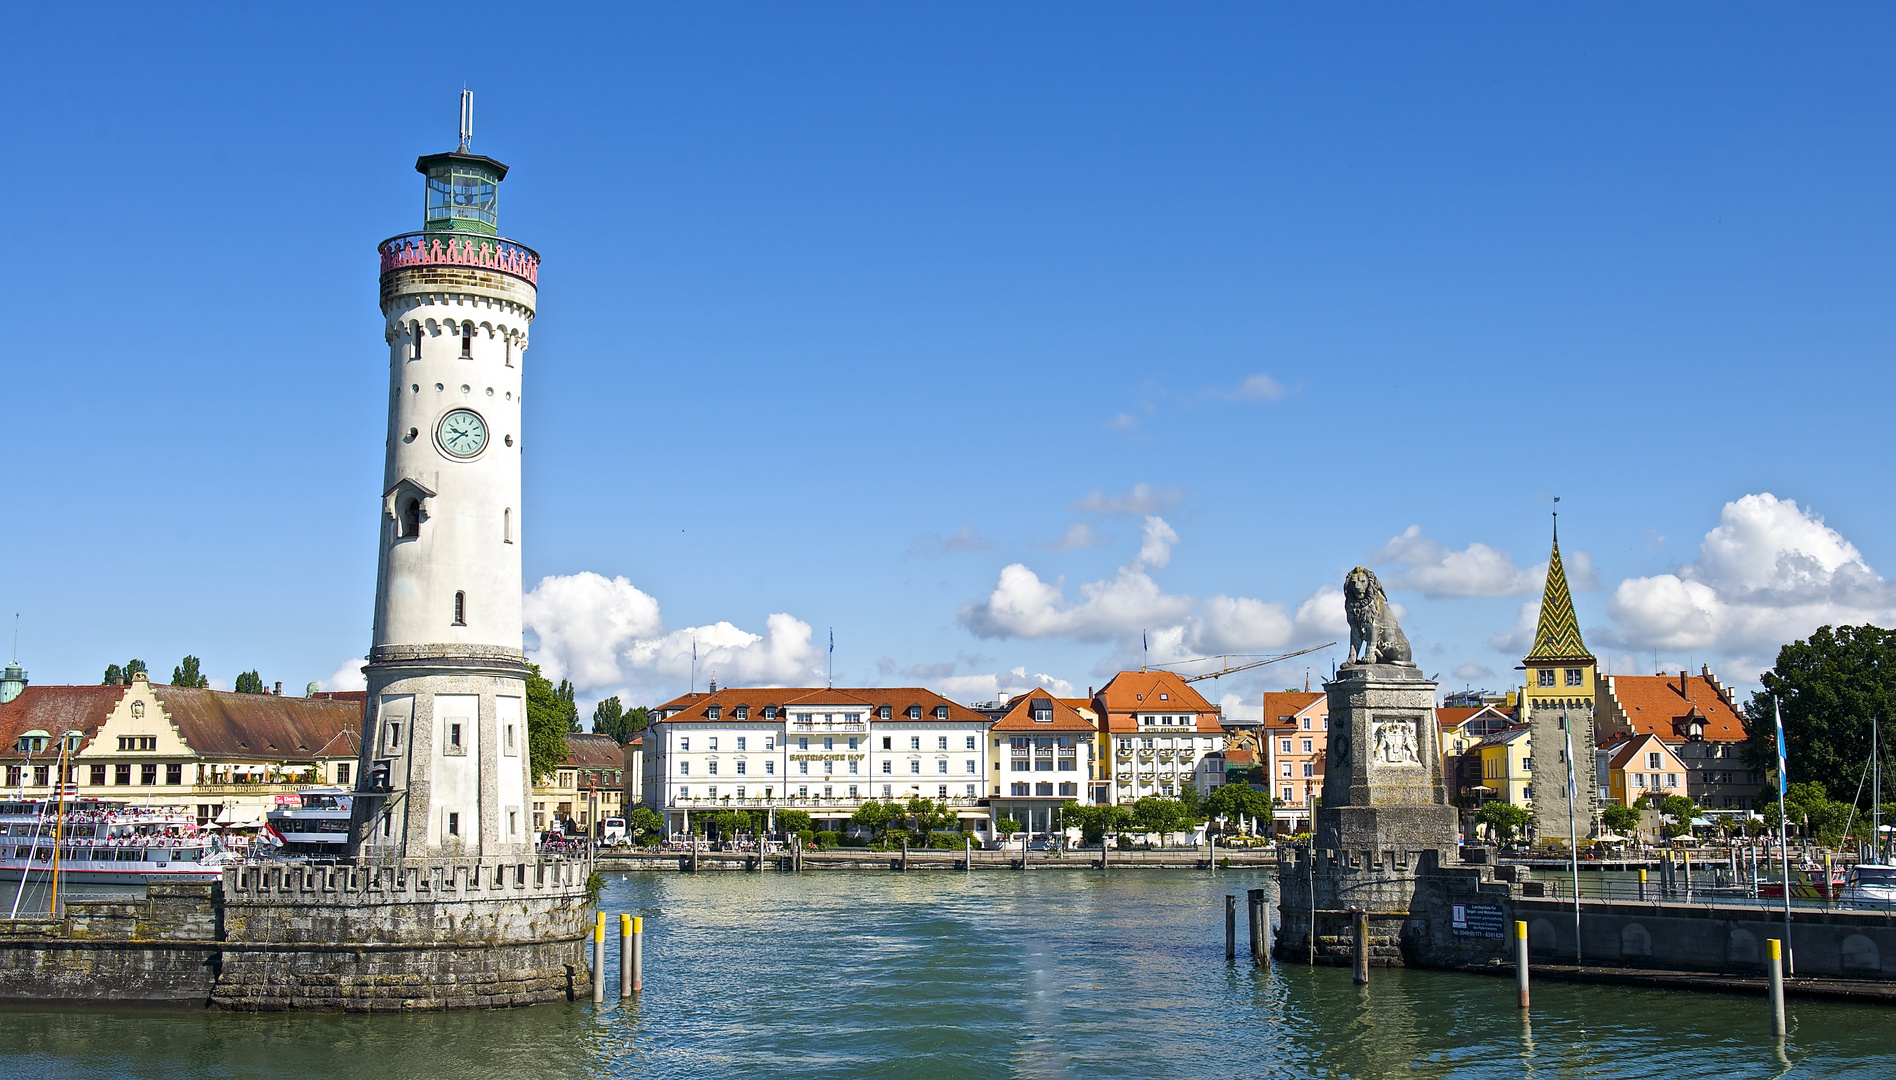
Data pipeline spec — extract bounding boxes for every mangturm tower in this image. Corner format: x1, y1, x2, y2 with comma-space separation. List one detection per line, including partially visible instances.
354, 93, 540, 859
1521, 510, 1600, 846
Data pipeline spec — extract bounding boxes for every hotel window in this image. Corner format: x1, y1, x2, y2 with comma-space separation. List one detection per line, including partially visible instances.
935, 705, 949, 719
824, 760, 833, 774
938, 760, 948, 774
1302, 762, 1314, 778
910, 736, 921, 750
737, 786, 746, 798
710, 786, 719, 798
708, 708, 721, 722
967, 761, 977, 774
766, 762, 775, 774
141, 763, 157, 785
908, 706, 922, 720
848, 737, 858, 750
1565, 668, 1583, 687
1302, 739, 1312, 754
764, 707, 777, 720
966, 784, 977, 797
884, 785, 894, 797
882, 737, 892, 750
1058, 758, 1075, 772
878, 706, 891, 720
737, 762, 746, 775
1537, 669, 1555, 687
799, 761, 808, 774
1035, 783, 1053, 796
882, 761, 891, 774
735, 708, 748, 721
165, 764, 182, 785
1012, 783, 1029, 796
1283, 786, 1294, 802
823, 737, 833, 750
678, 787, 690, 798
736, 737, 746, 751
1058, 783, 1076, 797
708, 761, 718, 775
798, 738, 809, 751
116, 763, 131, 785
848, 785, 858, 798
680, 737, 690, 751
1280, 739, 1291, 753
965, 736, 976, 750
709, 737, 719, 750
910, 761, 921, 774
1012, 758, 1029, 772
679, 762, 690, 775
938, 736, 949, 750
765, 737, 775, 750
90, 764, 106, 786
848, 760, 858, 774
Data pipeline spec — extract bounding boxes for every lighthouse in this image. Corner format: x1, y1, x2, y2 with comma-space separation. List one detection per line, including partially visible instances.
355, 93, 539, 859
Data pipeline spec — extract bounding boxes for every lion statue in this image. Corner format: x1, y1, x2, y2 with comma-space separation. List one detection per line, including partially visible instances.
1344, 566, 1412, 665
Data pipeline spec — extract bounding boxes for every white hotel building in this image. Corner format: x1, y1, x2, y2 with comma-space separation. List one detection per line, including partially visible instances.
643, 687, 993, 837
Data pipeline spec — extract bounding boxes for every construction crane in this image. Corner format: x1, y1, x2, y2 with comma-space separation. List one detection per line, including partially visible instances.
1143, 641, 1338, 683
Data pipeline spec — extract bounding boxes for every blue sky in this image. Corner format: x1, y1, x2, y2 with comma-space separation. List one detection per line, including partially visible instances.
4, 5, 1894, 716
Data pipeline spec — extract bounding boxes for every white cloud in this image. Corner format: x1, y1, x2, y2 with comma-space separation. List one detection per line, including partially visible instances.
907, 523, 994, 557
959, 516, 1195, 641
902, 661, 957, 680
1218, 693, 1263, 725
1376, 525, 1594, 597
1108, 413, 1140, 431
206, 677, 232, 693
1223, 373, 1287, 402
522, 572, 820, 696
318, 658, 366, 693
1043, 521, 1112, 551
1452, 663, 1496, 681
522, 572, 663, 688
1490, 600, 1540, 653
1608, 493, 1896, 654
1068, 483, 1186, 516
938, 667, 1075, 703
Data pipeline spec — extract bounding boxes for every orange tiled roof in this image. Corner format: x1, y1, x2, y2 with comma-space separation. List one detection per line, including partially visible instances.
655, 686, 991, 726
1608, 732, 1682, 772
561, 733, 626, 768
1094, 671, 1221, 733
1262, 691, 1325, 730
0, 683, 361, 763
990, 689, 1098, 732
1605, 673, 1747, 742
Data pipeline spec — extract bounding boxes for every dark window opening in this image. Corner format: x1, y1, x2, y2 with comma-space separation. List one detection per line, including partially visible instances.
411, 325, 423, 360
398, 498, 422, 539
337, 763, 351, 785
447, 812, 460, 836
460, 325, 473, 358
453, 591, 467, 626
165, 763, 182, 785
449, 723, 463, 748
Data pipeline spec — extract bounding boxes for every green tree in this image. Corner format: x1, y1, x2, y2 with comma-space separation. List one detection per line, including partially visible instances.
1744, 624, 1896, 802
905, 797, 957, 845
102, 660, 147, 685
1178, 782, 1205, 818
1639, 793, 1699, 838
1759, 781, 1853, 845
234, 670, 266, 695
1477, 801, 1534, 844
711, 809, 753, 839
777, 809, 813, 838
524, 663, 573, 783
1601, 802, 1641, 836
1205, 783, 1275, 835
590, 699, 652, 744
171, 656, 208, 688
1131, 797, 1192, 837
555, 678, 581, 733
850, 800, 902, 841
625, 807, 663, 844
995, 815, 1023, 836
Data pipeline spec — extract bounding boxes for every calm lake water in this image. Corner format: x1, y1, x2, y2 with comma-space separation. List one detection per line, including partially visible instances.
1, 869, 1892, 1079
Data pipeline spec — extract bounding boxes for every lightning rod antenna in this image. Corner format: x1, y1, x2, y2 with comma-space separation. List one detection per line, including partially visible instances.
458, 89, 473, 153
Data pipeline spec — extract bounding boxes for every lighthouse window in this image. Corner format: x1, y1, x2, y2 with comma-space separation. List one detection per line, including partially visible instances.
398, 498, 423, 539
411, 325, 422, 361
449, 723, 463, 749
453, 591, 467, 626
504, 508, 513, 544
446, 812, 460, 836
460, 325, 473, 358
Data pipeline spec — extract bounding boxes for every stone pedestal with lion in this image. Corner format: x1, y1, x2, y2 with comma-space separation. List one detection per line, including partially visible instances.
1275, 568, 1457, 968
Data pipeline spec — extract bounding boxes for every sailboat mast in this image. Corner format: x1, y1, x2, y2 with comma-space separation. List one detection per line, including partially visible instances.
1874, 715, 1882, 864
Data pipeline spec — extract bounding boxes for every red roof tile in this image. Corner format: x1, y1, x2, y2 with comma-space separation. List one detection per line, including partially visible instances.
990, 690, 1098, 733
1605, 673, 1747, 742
1094, 671, 1221, 733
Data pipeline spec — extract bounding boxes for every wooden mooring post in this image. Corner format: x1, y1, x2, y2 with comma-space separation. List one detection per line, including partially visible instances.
1767, 937, 1787, 1037
591, 912, 606, 1005
1225, 895, 1237, 960
1514, 920, 1529, 1009
1246, 888, 1265, 963
1352, 909, 1369, 985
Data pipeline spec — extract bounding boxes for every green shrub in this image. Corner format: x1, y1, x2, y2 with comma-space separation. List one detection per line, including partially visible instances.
813, 830, 837, 849
796, 828, 816, 850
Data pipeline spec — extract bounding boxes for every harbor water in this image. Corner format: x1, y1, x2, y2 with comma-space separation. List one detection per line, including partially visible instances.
1, 869, 1892, 1079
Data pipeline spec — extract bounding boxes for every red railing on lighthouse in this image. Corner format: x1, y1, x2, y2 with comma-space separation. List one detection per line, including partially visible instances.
378, 232, 540, 285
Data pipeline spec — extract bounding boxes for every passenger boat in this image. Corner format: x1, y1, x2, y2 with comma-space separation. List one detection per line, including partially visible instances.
263, 787, 354, 857
0, 798, 231, 884
1842, 863, 1896, 907
1757, 863, 1848, 900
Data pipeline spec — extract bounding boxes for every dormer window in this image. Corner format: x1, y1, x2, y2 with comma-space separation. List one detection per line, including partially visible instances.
934, 705, 949, 720
1032, 704, 1052, 723
907, 705, 921, 720
734, 706, 748, 720
763, 706, 777, 720
879, 706, 891, 720
708, 706, 721, 721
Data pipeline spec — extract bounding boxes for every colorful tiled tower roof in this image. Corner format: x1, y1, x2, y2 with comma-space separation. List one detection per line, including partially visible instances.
1525, 525, 1594, 665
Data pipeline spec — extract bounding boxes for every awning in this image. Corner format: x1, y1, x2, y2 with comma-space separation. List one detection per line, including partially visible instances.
956, 809, 991, 819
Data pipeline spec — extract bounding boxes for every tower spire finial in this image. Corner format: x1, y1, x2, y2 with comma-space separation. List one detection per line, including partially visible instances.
1552, 495, 1560, 545
458, 89, 473, 153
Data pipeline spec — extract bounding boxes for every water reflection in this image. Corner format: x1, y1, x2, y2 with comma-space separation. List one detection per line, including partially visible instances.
0, 871, 1891, 1079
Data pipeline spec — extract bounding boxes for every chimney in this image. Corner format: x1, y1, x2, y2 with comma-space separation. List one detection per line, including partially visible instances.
1680, 670, 1689, 697
274, 681, 283, 696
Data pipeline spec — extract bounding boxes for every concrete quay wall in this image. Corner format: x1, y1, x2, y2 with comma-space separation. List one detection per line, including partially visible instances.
0, 859, 594, 1011
596, 848, 1279, 873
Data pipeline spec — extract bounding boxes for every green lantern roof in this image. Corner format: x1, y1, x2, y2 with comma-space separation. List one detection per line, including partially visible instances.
415, 152, 510, 236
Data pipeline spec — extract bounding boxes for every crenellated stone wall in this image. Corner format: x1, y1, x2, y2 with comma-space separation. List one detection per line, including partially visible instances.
0, 858, 593, 1011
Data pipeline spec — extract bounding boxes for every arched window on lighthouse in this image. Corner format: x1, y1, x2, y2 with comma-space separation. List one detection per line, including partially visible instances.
411, 324, 422, 361
398, 498, 423, 539
453, 591, 467, 626
460, 324, 473, 358
503, 508, 513, 544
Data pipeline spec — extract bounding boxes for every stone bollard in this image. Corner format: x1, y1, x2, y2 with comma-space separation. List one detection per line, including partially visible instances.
1247, 888, 1266, 962
591, 912, 606, 1005
1226, 895, 1237, 961
1352, 909, 1369, 985
1767, 937, 1786, 1037
1515, 920, 1530, 1009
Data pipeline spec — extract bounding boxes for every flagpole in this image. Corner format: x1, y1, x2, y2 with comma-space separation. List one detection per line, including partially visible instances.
1775, 695, 1794, 976
1565, 708, 1581, 964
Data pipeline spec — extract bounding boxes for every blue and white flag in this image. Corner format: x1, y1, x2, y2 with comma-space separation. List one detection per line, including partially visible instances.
1775, 696, 1789, 798
829, 628, 834, 655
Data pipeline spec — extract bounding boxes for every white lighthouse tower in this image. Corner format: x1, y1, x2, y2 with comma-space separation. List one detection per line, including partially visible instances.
355, 93, 539, 859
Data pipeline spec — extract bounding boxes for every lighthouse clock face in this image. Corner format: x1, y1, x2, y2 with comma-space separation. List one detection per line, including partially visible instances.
437, 409, 488, 458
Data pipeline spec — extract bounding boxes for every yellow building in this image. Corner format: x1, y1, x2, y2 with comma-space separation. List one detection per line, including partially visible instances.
531, 732, 627, 837
1476, 727, 1533, 807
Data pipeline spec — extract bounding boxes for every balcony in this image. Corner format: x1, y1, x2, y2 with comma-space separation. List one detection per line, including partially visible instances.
667, 795, 986, 811
378, 231, 541, 285
787, 717, 868, 733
